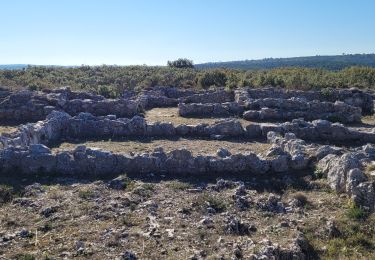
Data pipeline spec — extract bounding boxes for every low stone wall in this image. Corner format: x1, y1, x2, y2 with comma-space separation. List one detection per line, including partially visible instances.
62, 98, 140, 118
244, 119, 375, 144
243, 99, 362, 123
0, 112, 248, 148
179, 98, 361, 123
235, 87, 374, 115
0, 135, 313, 176
2, 112, 375, 149
178, 102, 244, 117
180, 90, 234, 104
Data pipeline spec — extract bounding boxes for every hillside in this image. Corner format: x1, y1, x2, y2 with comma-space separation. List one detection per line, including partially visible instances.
196, 54, 375, 70
0, 64, 28, 70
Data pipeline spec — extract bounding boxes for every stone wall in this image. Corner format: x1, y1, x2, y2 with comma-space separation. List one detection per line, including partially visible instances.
0, 135, 313, 176
178, 98, 362, 123
243, 99, 362, 123
235, 87, 374, 115
2, 112, 375, 149
180, 90, 234, 104
178, 102, 244, 117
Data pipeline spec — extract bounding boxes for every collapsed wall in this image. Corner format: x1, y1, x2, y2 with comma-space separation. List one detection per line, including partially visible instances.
317, 146, 375, 211
0, 88, 141, 123
235, 87, 374, 115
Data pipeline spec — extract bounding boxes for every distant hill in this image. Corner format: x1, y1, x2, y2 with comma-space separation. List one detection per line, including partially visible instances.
0, 64, 29, 70
196, 54, 375, 70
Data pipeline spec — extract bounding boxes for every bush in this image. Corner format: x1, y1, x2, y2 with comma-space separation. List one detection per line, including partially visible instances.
291, 192, 309, 206
313, 168, 324, 179
347, 206, 368, 220
97, 85, 117, 98
198, 70, 227, 88
167, 58, 194, 69
196, 193, 227, 213
0, 185, 14, 204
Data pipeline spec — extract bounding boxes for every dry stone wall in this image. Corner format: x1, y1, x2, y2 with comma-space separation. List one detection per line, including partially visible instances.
2, 112, 375, 149
235, 87, 374, 115
243, 99, 362, 123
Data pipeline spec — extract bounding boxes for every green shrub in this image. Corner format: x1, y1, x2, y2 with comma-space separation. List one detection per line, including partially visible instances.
326, 115, 342, 123
196, 193, 227, 213
347, 205, 368, 220
313, 168, 324, 179
0, 185, 14, 204
198, 70, 227, 88
167, 58, 194, 69
78, 188, 96, 199
166, 181, 193, 190
97, 85, 117, 98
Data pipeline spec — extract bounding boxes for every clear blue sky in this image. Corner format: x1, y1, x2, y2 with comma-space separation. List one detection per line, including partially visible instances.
1, 0, 374, 65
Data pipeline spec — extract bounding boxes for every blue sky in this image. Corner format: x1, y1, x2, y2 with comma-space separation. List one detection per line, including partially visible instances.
1, 0, 374, 65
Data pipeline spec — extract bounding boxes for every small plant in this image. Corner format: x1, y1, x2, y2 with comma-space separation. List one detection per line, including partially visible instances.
320, 88, 333, 97
196, 193, 227, 213
166, 181, 193, 190
313, 168, 324, 179
292, 192, 309, 207
366, 164, 375, 172
78, 188, 96, 200
121, 213, 137, 227
365, 164, 375, 179
347, 200, 368, 220
326, 115, 342, 123
14, 254, 36, 260
0, 185, 14, 204
141, 183, 155, 191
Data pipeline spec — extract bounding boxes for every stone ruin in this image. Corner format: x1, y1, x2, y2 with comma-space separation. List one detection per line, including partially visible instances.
0, 85, 374, 212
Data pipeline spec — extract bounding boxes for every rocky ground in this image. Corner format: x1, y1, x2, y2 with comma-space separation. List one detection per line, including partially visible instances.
0, 172, 374, 259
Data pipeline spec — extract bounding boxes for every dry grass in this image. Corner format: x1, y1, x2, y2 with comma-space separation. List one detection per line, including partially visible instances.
145, 107, 250, 125
52, 138, 271, 156
0, 125, 18, 134
361, 115, 375, 126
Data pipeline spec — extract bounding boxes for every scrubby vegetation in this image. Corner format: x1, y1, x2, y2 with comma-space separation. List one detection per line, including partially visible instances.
1, 65, 375, 96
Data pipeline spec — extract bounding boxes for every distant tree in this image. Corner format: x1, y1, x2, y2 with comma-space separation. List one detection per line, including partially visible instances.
167, 58, 194, 69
